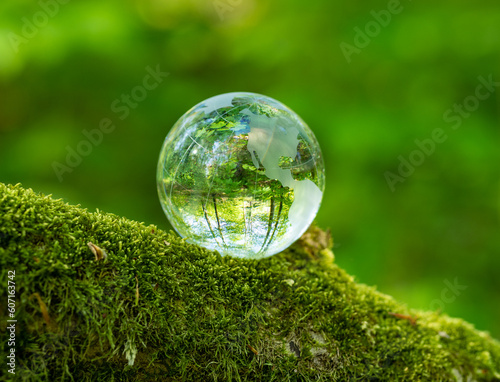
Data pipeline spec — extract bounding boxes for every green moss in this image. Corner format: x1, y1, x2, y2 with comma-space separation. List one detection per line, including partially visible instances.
0, 182, 499, 381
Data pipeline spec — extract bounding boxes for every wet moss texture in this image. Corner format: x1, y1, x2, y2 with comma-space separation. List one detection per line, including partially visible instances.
1, 183, 499, 381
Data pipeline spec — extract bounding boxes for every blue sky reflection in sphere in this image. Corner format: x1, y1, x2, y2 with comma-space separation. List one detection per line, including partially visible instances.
157, 93, 325, 259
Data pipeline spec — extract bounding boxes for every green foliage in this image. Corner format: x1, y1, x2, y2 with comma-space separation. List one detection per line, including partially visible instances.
0, 0, 499, 338
1, 183, 500, 381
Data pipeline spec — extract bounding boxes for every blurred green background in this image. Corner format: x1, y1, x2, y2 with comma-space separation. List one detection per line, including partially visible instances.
1, 0, 499, 337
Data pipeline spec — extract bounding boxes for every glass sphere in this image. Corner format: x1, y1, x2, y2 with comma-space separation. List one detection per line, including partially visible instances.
157, 92, 325, 259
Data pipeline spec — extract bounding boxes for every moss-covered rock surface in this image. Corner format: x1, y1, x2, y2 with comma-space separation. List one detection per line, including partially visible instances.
1, 183, 499, 381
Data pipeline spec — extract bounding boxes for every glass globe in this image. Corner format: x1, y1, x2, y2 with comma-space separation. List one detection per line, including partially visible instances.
157, 92, 325, 259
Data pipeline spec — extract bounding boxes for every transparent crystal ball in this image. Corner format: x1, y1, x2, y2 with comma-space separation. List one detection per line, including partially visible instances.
157, 92, 325, 259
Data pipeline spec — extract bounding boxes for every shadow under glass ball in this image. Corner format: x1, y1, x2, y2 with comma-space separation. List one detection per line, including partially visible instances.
157, 92, 325, 259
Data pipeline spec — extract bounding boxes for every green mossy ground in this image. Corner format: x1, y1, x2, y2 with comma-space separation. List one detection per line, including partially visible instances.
1, 183, 499, 381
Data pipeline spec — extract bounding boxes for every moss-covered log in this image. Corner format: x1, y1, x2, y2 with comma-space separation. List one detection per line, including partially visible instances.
1, 183, 499, 381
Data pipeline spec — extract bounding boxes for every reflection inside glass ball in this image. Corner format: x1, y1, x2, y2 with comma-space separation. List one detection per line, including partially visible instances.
157, 92, 325, 259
